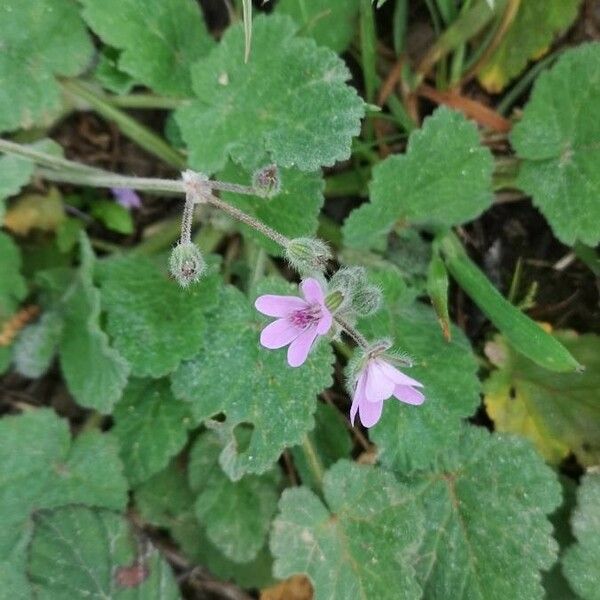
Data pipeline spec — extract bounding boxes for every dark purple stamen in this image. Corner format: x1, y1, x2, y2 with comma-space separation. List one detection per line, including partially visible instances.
288, 304, 322, 329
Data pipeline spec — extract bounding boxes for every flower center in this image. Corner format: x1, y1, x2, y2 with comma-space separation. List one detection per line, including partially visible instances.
288, 304, 322, 329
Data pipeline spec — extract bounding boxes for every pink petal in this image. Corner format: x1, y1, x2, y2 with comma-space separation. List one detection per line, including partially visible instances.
364, 360, 395, 403
287, 326, 319, 367
260, 319, 300, 349
358, 396, 384, 428
393, 385, 425, 406
300, 278, 324, 305
255, 295, 306, 317
316, 307, 333, 335
350, 372, 367, 426
376, 359, 424, 388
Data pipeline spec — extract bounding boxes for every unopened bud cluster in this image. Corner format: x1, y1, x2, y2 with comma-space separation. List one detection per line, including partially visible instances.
329, 266, 382, 317
169, 242, 206, 287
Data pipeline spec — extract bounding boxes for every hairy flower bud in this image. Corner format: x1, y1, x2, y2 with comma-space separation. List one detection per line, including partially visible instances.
252, 164, 281, 198
285, 237, 332, 275
329, 266, 366, 295
329, 266, 381, 316
351, 283, 382, 316
169, 242, 206, 287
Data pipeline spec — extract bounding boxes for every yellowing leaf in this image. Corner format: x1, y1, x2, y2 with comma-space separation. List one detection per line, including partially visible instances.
484, 331, 600, 466
4, 187, 65, 236
479, 0, 581, 93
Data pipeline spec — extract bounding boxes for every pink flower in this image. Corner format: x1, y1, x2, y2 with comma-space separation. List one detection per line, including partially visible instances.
351, 358, 425, 428
255, 278, 332, 367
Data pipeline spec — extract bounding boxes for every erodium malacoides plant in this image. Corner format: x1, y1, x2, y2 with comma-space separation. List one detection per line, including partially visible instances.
174, 168, 425, 428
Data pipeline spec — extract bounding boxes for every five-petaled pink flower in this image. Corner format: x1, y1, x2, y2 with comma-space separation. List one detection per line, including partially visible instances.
255, 278, 332, 367
351, 357, 425, 428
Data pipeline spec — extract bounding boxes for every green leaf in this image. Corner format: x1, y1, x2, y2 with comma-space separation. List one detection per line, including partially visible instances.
188, 431, 282, 563
290, 402, 352, 489
0, 0, 93, 132
511, 43, 600, 246
90, 199, 134, 235
176, 14, 365, 174
219, 162, 324, 255
0, 409, 127, 559
398, 426, 562, 600
479, 0, 582, 92
0, 231, 27, 320
80, 0, 214, 96
563, 472, 600, 600
484, 331, 600, 466
360, 299, 481, 471
543, 476, 578, 600
99, 256, 220, 378
28, 506, 181, 599
13, 311, 63, 378
275, 0, 360, 52
43, 430, 129, 511
171, 280, 334, 480
343, 108, 494, 249
60, 236, 130, 412
94, 47, 135, 95
440, 232, 581, 372
135, 463, 275, 589
271, 460, 423, 600
112, 378, 193, 485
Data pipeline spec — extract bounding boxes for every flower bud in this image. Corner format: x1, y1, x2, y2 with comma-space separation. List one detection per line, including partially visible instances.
252, 164, 281, 198
285, 237, 332, 275
329, 266, 366, 295
351, 283, 382, 316
169, 242, 206, 287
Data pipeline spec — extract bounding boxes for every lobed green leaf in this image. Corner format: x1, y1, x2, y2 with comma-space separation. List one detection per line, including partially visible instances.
112, 378, 193, 485
171, 279, 334, 480
563, 472, 600, 600
343, 108, 494, 249
401, 426, 562, 600
175, 14, 365, 174
275, 0, 360, 53
99, 255, 220, 378
80, 0, 214, 96
0, 0, 93, 132
59, 236, 130, 412
188, 431, 282, 563
28, 506, 181, 599
271, 460, 423, 600
511, 43, 600, 246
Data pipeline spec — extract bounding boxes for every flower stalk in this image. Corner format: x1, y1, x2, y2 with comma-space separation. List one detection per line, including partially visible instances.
0, 139, 375, 355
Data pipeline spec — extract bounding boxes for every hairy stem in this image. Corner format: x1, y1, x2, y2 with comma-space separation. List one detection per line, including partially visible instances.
207, 193, 290, 247
0, 139, 375, 352
0, 138, 104, 174
334, 315, 369, 349
180, 195, 196, 244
